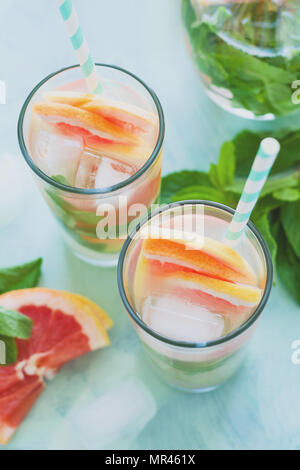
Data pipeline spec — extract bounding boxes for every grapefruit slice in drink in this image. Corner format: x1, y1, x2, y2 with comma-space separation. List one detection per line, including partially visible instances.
134, 232, 262, 339
141, 229, 257, 286
0, 288, 112, 444
35, 92, 156, 168
33, 102, 139, 145
43, 91, 157, 136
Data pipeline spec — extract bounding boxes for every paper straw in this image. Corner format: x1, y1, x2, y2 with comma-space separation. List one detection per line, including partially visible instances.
56, 0, 102, 94
225, 138, 280, 245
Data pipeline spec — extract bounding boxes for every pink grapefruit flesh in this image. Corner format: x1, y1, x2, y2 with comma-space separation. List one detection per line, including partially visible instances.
0, 288, 112, 444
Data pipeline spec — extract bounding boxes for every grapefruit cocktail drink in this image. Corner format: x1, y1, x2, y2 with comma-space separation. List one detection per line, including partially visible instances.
118, 201, 273, 392
18, 64, 164, 266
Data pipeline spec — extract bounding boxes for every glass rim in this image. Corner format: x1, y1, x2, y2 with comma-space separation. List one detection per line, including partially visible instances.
17, 63, 165, 195
117, 200, 273, 349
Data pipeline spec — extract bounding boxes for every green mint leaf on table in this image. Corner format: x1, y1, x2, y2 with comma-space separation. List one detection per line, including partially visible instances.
0, 307, 33, 340
273, 188, 300, 202
0, 258, 42, 365
0, 258, 42, 295
226, 172, 299, 199
251, 213, 278, 269
209, 142, 235, 190
280, 202, 300, 258
233, 130, 300, 177
274, 222, 300, 304
251, 195, 284, 222
0, 336, 17, 366
171, 185, 237, 208
160, 171, 210, 204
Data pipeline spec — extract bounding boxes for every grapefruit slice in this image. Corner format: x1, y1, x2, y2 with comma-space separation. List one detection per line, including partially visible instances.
44, 90, 92, 107
83, 142, 151, 169
141, 229, 257, 286
52, 121, 150, 169
81, 97, 157, 135
0, 288, 112, 444
165, 271, 262, 310
43, 91, 157, 136
0, 373, 44, 445
68, 293, 113, 331
134, 254, 261, 318
33, 102, 139, 145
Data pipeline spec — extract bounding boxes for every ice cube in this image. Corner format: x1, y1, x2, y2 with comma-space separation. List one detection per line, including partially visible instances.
75, 151, 133, 190
29, 116, 83, 184
142, 295, 225, 342
75, 150, 102, 189
68, 377, 157, 450
94, 156, 134, 189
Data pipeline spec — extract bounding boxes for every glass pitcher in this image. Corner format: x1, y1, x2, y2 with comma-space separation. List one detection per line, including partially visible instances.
182, 0, 300, 120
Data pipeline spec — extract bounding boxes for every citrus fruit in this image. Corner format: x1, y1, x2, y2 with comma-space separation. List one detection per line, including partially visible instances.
33, 102, 139, 144
142, 230, 257, 286
0, 288, 112, 444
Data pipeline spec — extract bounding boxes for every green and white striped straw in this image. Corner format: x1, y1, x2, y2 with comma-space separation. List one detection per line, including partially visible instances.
57, 0, 102, 94
225, 138, 280, 245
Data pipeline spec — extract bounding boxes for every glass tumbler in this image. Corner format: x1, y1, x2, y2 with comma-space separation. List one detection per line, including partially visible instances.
118, 201, 273, 392
18, 64, 164, 266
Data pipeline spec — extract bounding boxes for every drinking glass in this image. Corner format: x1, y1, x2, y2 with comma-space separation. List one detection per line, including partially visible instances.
118, 201, 273, 392
18, 64, 164, 266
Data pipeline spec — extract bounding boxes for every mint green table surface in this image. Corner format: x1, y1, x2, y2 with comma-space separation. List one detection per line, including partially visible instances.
0, 0, 300, 450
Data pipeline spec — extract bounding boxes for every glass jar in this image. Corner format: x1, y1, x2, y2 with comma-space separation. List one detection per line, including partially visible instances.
182, 0, 300, 120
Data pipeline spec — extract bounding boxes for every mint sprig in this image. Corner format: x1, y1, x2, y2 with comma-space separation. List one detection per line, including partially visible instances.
0, 307, 33, 339
161, 128, 300, 304
182, 0, 300, 117
0, 258, 43, 366
0, 258, 42, 295
0, 309, 33, 366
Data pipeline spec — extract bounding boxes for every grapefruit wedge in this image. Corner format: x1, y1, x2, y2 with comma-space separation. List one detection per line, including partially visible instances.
0, 288, 112, 444
43, 91, 157, 136
164, 271, 262, 315
33, 102, 139, 145
43, 90, 92, 107
141, 229, 257, 286
81, 97, 157, 135
32, 92, 157, 172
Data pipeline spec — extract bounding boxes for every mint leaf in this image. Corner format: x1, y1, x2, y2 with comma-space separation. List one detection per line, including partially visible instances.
0, 258, 42, 295
0, 336, 17, 366
273, 188, 300, 202
182, 0, 300, 117
233, 130, 300, 177
52, 174, 71, 186
0, 307, 33, 339
276, 224, 300, 304
281, 202, 300, 258
232, 131, 261, 177
252, 213, 277, 267
47, 183, 104, 231
171, 185, 236, 206
160, 171, 210, 204
226, 172, 299, 198
209, 142, 235, 190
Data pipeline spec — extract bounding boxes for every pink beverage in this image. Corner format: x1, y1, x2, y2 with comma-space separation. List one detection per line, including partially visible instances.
19, 65, 164, 266
118, 202, 273, 392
